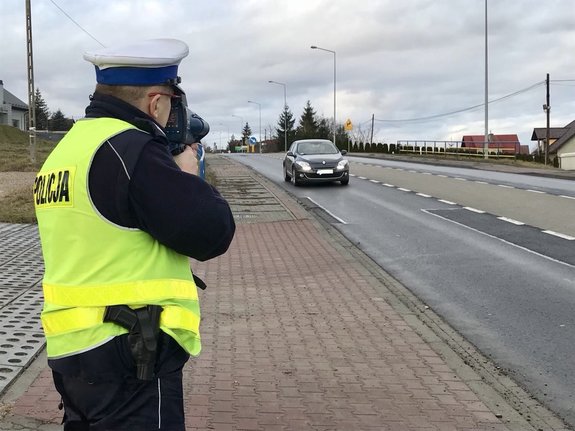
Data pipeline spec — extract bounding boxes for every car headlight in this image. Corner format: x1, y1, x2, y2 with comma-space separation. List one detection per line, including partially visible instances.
336, 160, 349, 170
295, 161, 312, 171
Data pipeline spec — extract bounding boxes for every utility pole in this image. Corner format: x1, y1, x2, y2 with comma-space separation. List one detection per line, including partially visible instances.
370, 113, 374, 145
483, 0, 489, 159
544, 73, 550, 166
26, 0, 36, 163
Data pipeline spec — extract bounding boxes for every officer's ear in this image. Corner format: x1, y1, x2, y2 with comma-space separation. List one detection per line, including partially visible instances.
147, 93, 162, 120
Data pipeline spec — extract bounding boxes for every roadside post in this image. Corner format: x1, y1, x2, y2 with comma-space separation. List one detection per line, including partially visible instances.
344, 118, 353, 152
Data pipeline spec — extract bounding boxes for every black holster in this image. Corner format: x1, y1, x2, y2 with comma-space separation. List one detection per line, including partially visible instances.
103, 304, 163, 381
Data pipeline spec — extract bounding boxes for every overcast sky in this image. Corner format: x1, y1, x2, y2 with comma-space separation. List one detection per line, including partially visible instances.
1, 0, 574, 150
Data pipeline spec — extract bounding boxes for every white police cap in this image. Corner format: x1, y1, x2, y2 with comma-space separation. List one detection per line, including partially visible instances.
83, 38, 189, 86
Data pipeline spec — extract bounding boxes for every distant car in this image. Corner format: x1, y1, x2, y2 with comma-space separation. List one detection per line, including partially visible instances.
283, 139, 349, 186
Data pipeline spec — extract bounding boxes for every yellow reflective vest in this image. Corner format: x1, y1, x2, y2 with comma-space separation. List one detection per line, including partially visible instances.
34, 117, 201, 358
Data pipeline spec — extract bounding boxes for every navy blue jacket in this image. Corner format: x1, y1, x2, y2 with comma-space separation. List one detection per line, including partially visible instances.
85, 92, 235, 261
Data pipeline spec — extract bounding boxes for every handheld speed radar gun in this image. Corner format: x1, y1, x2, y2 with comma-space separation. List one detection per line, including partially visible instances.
165, 89, 209, 179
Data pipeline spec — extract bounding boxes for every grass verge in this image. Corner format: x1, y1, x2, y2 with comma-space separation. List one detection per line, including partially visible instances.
0, 125, 56, 172
0, 186, 36, 224
0, 125, 220, 224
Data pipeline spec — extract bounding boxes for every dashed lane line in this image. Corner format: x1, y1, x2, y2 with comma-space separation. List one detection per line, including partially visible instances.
543, 230, 575, 241
349, 159, 575, 200
498, 216, 525, 225
438, 199, 457, 205
464, 207, 485, 213
353, 173, 574, 242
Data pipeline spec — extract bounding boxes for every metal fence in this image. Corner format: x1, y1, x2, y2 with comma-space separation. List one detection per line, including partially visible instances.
396, 140, 520, 159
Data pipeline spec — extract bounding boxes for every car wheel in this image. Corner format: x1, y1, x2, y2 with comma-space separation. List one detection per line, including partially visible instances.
340, 178, 349, 186
284, 165, 291, 182
291, 167, 300, 186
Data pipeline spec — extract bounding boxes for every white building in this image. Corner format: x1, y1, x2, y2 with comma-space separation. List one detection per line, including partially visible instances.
547, 121, 575, 170
0, 80, 28, 131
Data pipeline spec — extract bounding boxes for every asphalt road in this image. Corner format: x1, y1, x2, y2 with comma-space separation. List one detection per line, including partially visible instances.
229, 152, 575, 428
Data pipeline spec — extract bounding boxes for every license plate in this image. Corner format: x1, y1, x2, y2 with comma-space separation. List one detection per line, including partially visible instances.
317, 169, 333, 175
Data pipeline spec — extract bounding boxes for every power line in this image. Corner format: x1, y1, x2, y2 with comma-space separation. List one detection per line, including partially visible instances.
48, 0, 105, 47
371, 81, 545, 124
550, 79, 575, 87
551, 82, 575, 87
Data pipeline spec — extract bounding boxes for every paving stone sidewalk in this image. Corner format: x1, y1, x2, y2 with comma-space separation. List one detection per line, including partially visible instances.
0, 155, 570, 430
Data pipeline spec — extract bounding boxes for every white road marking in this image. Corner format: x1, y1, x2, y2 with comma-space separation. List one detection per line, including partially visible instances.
542, 230, 575, 241
416, 193, 432, 198
422, 209, 575, 269
305, 197, 348, 224
438, 199, 457, 205
464, 207, 485, 213
498, 217, 525, 225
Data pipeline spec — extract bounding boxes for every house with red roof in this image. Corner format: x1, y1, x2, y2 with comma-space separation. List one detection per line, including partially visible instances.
461, 134, 529, 155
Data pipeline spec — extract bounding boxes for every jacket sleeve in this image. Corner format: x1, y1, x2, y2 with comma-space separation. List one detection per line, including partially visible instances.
128, 139, 235, 261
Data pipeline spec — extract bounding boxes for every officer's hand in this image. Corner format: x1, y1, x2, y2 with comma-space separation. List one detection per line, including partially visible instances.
173, 145, 199, 175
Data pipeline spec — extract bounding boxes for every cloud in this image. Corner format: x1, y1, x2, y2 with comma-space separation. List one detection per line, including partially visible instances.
1, 0, 574, 149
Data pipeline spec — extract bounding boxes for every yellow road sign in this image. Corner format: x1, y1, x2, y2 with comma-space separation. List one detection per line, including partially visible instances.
344, 118, 353, 131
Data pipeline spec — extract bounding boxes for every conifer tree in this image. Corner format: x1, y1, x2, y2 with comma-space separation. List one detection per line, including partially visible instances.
276, 105, 295, 150
34, 88, 50, 130
295, 100, 319, 140
49, 109, 74, 131
241, 123, 252, 144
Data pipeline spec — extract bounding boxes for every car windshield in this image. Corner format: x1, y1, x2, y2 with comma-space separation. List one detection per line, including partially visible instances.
296, 142, 339, 155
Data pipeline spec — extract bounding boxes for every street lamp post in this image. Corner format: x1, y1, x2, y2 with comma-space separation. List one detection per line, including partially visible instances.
219, 122, 229, 150
268, 80, 288, 152
311, 45, 336, 147
248, 100, 262, 154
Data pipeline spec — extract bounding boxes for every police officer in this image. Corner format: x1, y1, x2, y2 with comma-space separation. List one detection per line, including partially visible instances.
34, 39, 235, 430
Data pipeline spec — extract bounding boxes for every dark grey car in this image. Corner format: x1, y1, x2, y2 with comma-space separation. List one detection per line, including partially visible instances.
283, 139, 349, 186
